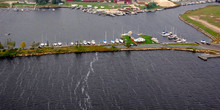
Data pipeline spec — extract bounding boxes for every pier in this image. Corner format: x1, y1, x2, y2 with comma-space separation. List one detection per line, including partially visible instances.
198, 54, 220, 61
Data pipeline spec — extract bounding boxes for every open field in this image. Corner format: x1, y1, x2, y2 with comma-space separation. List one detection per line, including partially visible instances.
180, 5, 220, 43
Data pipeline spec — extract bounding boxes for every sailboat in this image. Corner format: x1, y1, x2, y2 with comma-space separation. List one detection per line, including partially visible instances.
111, 29, 115, 44
103, 31, 107, 44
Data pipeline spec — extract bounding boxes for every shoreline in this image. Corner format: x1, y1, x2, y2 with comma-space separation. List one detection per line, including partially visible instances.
1, 46, 220, 60
179, 15, 217, 41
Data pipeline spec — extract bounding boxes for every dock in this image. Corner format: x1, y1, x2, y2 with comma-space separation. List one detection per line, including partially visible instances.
198, 54, 220, 61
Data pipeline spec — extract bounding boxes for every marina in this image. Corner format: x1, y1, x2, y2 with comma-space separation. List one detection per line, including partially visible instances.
1, 2, 220, 110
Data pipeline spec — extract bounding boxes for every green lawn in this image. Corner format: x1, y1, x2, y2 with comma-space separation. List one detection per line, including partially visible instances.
12, 3, 35, 5
138, 35, 157, 44
123, 35, 157, 45
123, 35, 136, 45
181, 5, 220, 43
0, 3, 9, 7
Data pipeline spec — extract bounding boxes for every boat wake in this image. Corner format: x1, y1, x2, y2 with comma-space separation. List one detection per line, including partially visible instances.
77, 52, 99, 110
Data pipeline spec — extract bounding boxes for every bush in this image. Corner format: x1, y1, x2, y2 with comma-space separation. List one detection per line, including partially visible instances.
147, 2, 157, 9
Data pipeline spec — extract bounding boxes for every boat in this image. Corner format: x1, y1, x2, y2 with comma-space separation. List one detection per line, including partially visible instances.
70, 42, 74, 45
160, 31, 171, 37
53, 43, 58, 46
151, 37, 159, 43
119, 39, 124, 43
83, 40, 87, 45
201, 40, 206, 44
91, 40, 96, 45
111, 40, 115, 44
57, 42, 62, 46
40, 43, 45, 47
103, 31, 107, 44
87, 41, 91, 45
103, 40, 107, 44
52, 9, 55, 11
115, 38, 120, 44
5, 33, 10, 36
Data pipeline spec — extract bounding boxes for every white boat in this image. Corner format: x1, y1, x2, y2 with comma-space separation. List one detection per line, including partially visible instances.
161, 31, 172, 37
91, 40, 96, 45
119, 39, 124, 43
115, 38, 120, 44
181, 38, 186, 43
57, 42, 62, 46
151, 38, 159, 43
111, 40, 115, 44
52, 9, 55, 11
70, 42, 74, 45
40, 43, 45, 47
87, 41, 91, 45
83, 40, 87, 45
201, 40, 206, 44
53, 43, 58, 46
103, 40, 107, 44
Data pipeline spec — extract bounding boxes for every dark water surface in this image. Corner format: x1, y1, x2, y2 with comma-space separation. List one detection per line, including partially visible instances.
0, 3, 219, 46
0, 51, 220, 110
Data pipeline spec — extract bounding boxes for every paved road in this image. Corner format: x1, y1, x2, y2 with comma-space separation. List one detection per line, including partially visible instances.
200, 44, 220, 51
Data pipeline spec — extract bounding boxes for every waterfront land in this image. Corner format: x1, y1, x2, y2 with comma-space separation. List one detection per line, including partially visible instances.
180, 5, 220, 43
1, 43, 220, 59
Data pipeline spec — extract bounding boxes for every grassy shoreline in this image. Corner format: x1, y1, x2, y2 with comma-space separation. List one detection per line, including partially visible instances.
180, 5, 220, 43
1, 44, 220, 59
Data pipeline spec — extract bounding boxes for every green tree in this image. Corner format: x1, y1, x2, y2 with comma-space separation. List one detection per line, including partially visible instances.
35, 0, 49, 4
20, 41, 26, 49
125, 42, 131, 48
30, 41, 40, 49
5, 38, 15, 50
46, 41, 49, 46
52, 0, 61, 4
75, 41, 79, 48
0, 42, 4, 49
147, 2, 157, 9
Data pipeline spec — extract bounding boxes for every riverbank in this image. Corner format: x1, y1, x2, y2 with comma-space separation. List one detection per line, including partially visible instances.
179, 5, 220, 44
1, 44, 220, 59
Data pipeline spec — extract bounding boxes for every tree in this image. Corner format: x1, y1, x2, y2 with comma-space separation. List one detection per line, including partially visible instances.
46, 41, 49, 46
20, 41, 26, 49
30, 41, 40, 49
52, 0, 61, 4
147, 2, 157, 9
125, 42, 131, 48
35, 0, 49, 4
5, 38, 15, 50
0, 42, 3, 49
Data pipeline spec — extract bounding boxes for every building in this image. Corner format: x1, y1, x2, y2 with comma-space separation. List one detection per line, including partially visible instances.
131, 34, 145, 43
113, 0, 132, 4
18, 0, 36, 4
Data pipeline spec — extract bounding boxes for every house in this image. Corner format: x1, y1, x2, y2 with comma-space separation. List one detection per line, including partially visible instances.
18, 0, 36, 4
131, 34, 145, 43
113, 0, 132, 4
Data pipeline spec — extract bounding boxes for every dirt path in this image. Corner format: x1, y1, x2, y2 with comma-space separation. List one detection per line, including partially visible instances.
189, 16, 220, 33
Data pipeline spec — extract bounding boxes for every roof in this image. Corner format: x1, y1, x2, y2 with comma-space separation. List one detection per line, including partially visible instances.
131, 33, 141, 39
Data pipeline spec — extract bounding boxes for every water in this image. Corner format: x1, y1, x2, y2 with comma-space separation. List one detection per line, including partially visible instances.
0, 3, 218, 46
0, 51, 220, 110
